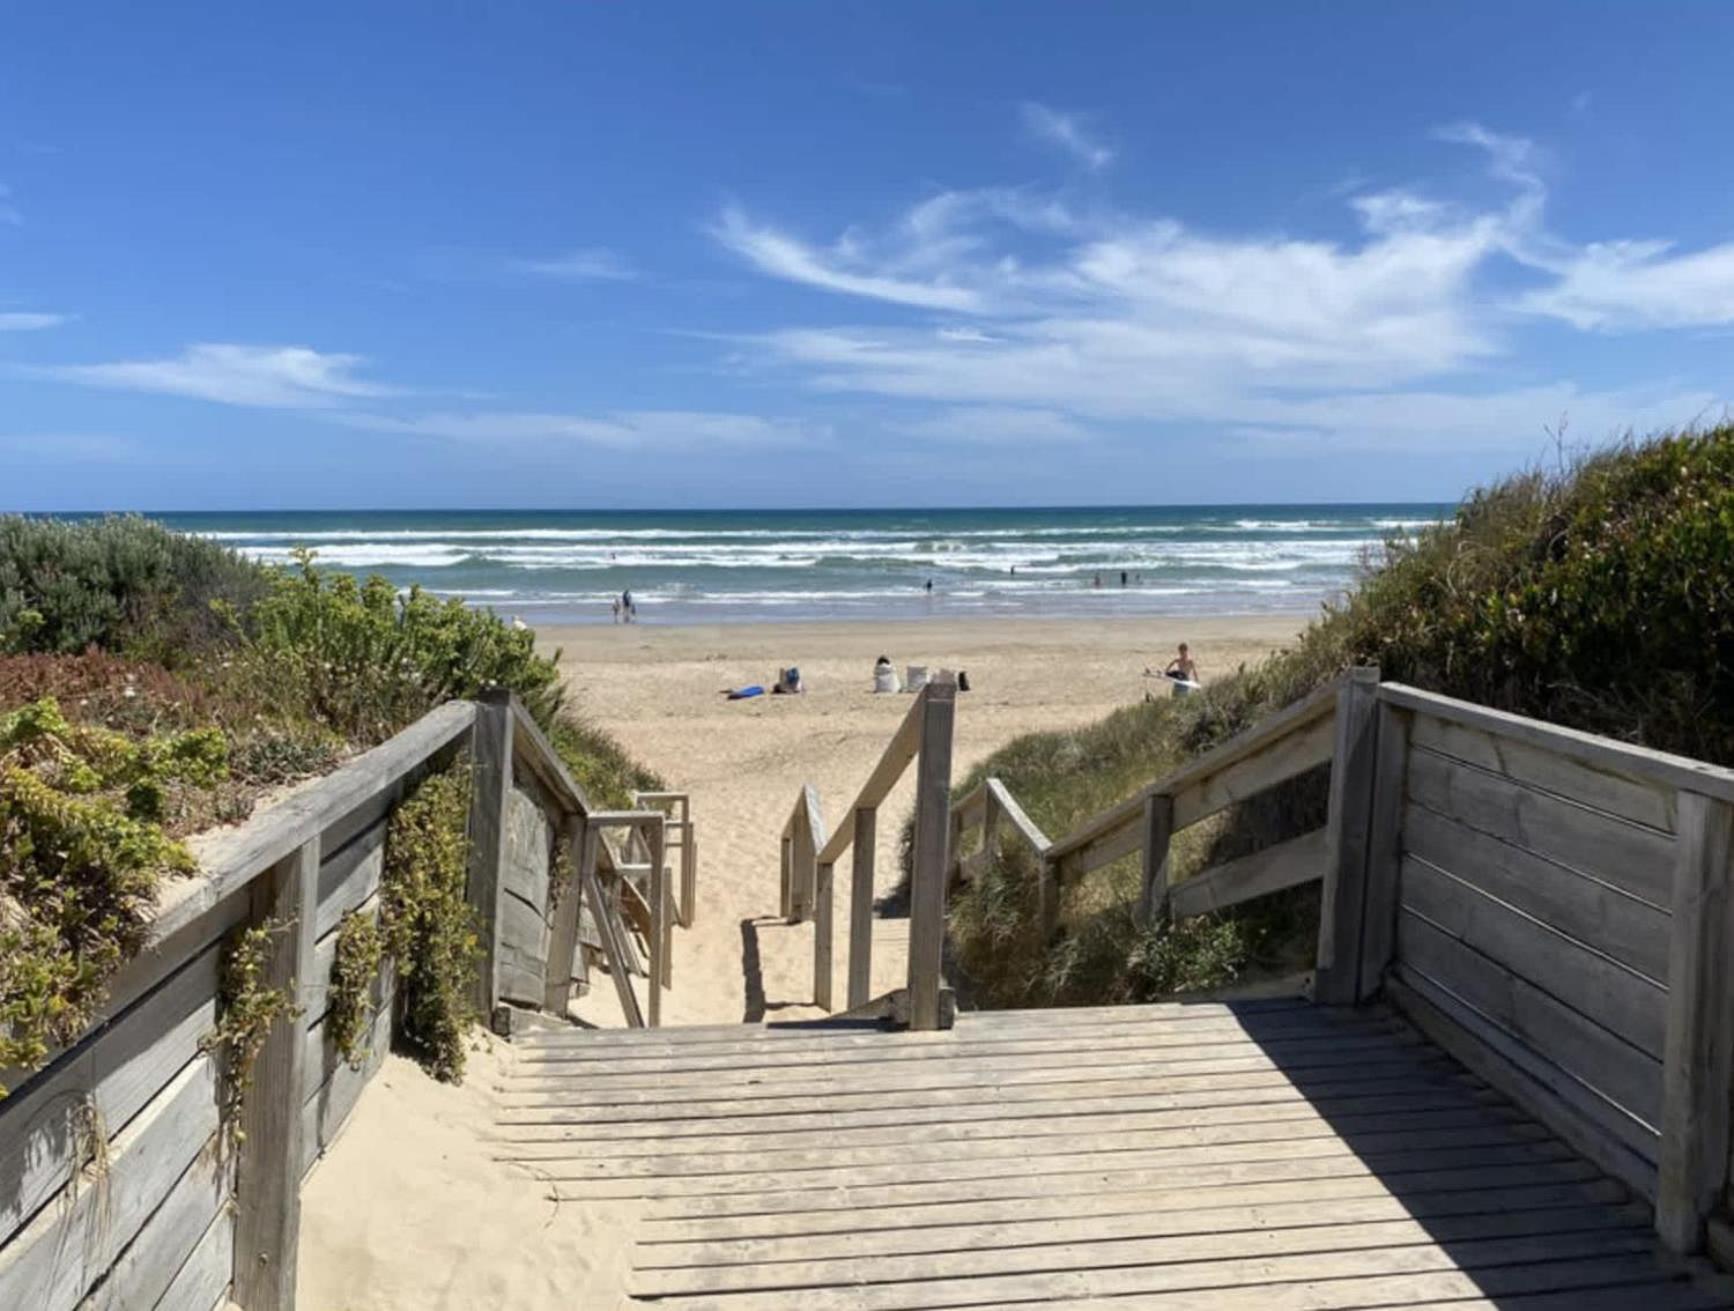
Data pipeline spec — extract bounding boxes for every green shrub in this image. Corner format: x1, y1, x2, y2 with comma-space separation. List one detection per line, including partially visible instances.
0, 697, 227, 1088
0, 515, 268, 659
241, 552, 565, 744
549, 714, 665, 809
202, 919, 300, 1142
950, 424, 1734, 1008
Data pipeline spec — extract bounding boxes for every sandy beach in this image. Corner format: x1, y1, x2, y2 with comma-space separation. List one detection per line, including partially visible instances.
297, 612, 1308, 1309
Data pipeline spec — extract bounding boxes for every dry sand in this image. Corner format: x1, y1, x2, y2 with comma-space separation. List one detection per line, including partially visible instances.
296, 612, 1307, 1309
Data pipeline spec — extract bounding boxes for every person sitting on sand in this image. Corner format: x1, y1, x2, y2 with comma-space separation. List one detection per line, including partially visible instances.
773, 666, 805, 694
873, 655, 899, 693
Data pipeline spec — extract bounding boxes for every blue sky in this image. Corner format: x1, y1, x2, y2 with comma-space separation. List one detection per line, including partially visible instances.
2, 2, 1731, 510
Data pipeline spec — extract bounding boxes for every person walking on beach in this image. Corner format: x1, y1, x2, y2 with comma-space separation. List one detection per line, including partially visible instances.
621, 588, 636, 623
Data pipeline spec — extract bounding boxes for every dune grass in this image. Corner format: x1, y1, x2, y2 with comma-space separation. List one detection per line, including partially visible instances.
946, 424, 1734, 1008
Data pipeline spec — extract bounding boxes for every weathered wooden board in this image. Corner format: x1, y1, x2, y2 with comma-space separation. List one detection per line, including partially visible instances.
78, 1140, 228, 1311
505, 1089, 1502, 1157
1389, 971, 1660, 1204
313, 817, 385, 940
301, 958, 397, 1104
1396, 911, 1663, 1132
0, 942, 219, 1247
501, 787, 552, 911
638, 1158, 1608, 1242
1170, 827, 1328, 920
625, 1226, 1657, 1308
300, 998, 393, 1177
1404, 801, 1671, 984
640, 1137, 1582, 1222
631, 1202, 1648, 1296
1172, 710, 1336, 832
0, 1055, 219, 1311
1406, 746, 1676, 907
497, 890, 551, 1009
1401, 854, 1667, 1059
151, 1203, 233, 1311
1409, 708, 1678, 833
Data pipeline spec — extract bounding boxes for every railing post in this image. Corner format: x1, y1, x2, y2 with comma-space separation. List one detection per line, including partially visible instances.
848, 806, 877, 1009
1657, 790, 1734, 1254
648, 817, 669, 1026
578, 825, 643, 1027
1315, 667, 1380, 1006
231, 835, 319, 1311
981, 787, 1002, 870
465, 688, 514, 1016
780, 831, 793, 920
1037, 855, 1060, 943
1355, 701, 1410, 1001
1136, 794, 1173, 924
907, 677, 957, 1031
814, 860, 836, 1010
680, 801, 697, 927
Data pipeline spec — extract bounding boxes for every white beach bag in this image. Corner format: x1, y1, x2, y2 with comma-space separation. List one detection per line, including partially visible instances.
905, 665, 929, 692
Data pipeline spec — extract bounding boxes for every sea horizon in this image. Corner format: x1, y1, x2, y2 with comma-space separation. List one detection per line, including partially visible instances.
106, 503, 1455, 626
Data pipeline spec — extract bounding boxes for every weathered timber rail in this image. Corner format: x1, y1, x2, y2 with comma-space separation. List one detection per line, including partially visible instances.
0, 689, 697, 1311
948, 668, 1734, 1259
781, 675, 956, 1028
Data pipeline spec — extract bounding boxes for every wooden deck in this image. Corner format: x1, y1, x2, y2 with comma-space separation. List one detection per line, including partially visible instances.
494, 999, 1731, 1309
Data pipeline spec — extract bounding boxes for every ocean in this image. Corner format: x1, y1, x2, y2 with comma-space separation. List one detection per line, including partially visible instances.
158, 505, 1451, 625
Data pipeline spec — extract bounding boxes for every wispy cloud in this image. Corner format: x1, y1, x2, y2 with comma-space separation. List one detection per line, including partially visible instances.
711, 120, 1728, 453
509, 247, 635, 281
38, 343, 400, 408
1020, 102, 1115, 171
0, 182, 20, 226
338, 408, 823, 451
0, 311, 67, 331
712, 206, 982, 311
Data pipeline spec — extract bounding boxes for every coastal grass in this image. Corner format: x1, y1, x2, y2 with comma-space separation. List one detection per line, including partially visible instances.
946, 424, 1734, 1008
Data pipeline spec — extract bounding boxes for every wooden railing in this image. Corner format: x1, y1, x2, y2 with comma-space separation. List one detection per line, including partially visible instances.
636, 791, 697, 927
782, 675, 957, 1029
951, 668, 1734, 1261
952, 670, 1368, 999
0, 689, 693, 1311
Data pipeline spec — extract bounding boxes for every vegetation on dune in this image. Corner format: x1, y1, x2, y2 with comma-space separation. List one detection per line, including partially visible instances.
948, 425, 1734, 1008
0, 514, 659, 1094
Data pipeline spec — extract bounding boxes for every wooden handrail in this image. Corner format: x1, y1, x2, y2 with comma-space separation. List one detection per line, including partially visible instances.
1377, 682, 1734, 804
782, 678, 958, 1026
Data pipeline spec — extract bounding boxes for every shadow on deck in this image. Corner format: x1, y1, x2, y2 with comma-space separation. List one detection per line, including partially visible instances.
493, 998, 1732, 1309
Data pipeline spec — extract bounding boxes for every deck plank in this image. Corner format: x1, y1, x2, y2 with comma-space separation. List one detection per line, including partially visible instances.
491, 999, 1727, 1309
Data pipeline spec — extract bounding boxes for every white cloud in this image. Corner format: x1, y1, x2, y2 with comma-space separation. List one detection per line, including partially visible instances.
714, 120, 1730, 454
39, 343, 399, 408
1520, 240, 1734, 330
1020, 103, 1115, 171
712, 206, 982, 311
509, 247, 635, 280
340, 408, 822, 451
0, 311, 66, 331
